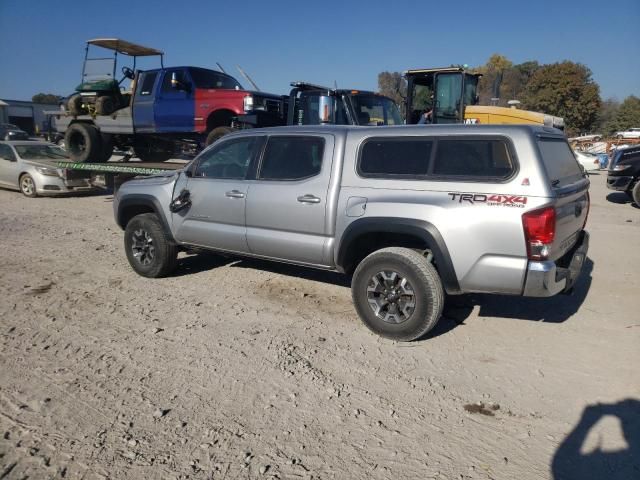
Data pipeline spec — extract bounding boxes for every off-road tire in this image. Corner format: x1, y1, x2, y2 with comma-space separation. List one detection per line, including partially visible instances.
205, 126, 233, 146
351, 247, 444, 341
67, 94, 83, 115
95, 95, 116, 116
632, 181, 640, 207
124, 213, 177, 278
64, 123, 101, 163
98, 133, 114, 163
19, 173, 37, 198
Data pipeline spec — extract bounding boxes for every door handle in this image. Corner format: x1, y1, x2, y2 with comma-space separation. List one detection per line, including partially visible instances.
297, 194, 321, 204
225, 190, 245, 199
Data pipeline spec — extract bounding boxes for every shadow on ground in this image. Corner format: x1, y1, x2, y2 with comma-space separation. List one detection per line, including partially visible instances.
551, 399, 640, 480
171, 253, 594, 340
441, 258, 594, 329
606, 192, 639, 208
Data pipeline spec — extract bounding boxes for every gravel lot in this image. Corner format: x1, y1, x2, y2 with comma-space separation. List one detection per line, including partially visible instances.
0, 172, 638, 480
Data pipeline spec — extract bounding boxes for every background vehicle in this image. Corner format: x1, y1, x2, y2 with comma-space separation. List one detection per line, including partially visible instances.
114, 124, 590, 341
574, 150, 601, 172
0, 141, 96, 196
235, 81, 402, 130
404, 67, 565, 129
0, 123, 30, 141
607, 145, 640, 205
51, 38, 283, 163
615, 128, 640, 139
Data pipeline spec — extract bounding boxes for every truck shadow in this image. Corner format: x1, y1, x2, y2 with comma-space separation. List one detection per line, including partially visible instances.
172, 252, 593, 338
428, 257, 594, 335
606, 192, 639, 208
551, 399, 640, 480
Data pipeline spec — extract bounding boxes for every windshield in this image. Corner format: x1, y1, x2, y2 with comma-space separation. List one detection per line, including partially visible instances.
349, 95, 403, 125
1, 124, 20, 130
15, 145, 69, 160
189, 68, 242, 90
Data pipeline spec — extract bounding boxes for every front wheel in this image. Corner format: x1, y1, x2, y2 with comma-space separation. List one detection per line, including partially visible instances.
351, 247, 444, 341
205, 126, 233, 146
124, 213, 177, 278
19, 174, 37, 197
64, 123, 101, 162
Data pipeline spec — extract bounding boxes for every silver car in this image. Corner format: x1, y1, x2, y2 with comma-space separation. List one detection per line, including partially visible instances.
0, 141, 95, 197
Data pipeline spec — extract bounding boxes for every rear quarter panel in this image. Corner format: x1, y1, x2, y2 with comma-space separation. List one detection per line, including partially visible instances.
336, 128, 556, 295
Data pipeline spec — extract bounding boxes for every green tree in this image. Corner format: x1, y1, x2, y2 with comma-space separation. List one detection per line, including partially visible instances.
609, 96, 640, 135
377, 71, 406, 116
476, 54, 513, 105
31, 93, 61, 104
521, 61, 601, 135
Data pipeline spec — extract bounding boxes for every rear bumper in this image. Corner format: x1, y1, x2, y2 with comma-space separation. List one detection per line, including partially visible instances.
522, 231, 589, 297
606, 175, 633, 191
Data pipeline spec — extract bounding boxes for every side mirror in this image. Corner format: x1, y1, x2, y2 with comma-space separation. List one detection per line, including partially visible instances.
317, 95, 334, 124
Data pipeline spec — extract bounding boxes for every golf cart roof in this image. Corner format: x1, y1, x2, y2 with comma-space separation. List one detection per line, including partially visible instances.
87, 38, 163, 57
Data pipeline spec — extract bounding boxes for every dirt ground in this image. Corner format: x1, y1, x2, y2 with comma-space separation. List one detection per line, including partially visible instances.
0, 172, 638, 480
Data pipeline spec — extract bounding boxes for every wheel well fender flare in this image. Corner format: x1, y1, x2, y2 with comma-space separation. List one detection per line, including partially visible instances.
336, 217, 461, 294
116, 194, 176, 243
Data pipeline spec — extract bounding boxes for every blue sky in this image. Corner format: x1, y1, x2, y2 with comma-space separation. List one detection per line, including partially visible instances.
0, 0, 637, 101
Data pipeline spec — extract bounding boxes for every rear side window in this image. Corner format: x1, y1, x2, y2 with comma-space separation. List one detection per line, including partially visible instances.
537, 138, 584, 187
432, 139, 514, 178
259, 136, 325, 180
139, 72, 157, 96
359, 139, 433, 176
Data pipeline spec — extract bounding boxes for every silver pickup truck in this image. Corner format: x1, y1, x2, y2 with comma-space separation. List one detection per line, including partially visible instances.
114, 125, 590, 341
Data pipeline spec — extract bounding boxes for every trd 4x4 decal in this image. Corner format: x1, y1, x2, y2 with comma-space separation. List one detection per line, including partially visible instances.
448, 193, 528, 207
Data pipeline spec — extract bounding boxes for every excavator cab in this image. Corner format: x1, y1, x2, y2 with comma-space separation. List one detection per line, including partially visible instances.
405, 67, 481, 124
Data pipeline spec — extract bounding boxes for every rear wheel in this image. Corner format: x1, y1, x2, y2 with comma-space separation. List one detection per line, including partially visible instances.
64, 123, 101, 162
206, 126, 233, 146
351, 247, 444, 341
632, 181, 640, 206
124, 213, 177, 278
67, 94, 83, 115
95, 95, 116, 116
19, 174, 37, 197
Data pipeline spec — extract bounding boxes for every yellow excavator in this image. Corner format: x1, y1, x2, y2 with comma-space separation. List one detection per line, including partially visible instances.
404, 67, 564, 129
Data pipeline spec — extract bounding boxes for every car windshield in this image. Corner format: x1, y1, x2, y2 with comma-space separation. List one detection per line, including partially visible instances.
1, 124, 20, 130
350, 95, 403, 125
189, 68, 242, 90
15, 145, 69, 160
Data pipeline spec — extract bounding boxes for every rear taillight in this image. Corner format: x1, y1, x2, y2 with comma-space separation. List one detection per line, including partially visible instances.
522, 206, 556, 260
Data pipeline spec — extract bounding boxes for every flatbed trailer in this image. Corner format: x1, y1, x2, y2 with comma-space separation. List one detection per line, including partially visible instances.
50, 160, 188, 192
55, 160, 188, 175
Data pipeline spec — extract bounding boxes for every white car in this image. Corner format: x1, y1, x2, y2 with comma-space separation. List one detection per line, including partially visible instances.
615, 128, 640, 139
574, 150, 601, 172
0, 141, 96, 197
569, 133, 602, 142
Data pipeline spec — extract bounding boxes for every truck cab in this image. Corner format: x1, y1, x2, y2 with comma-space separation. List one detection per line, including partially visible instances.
235, 82, 403, 132
287, 82, 403, 126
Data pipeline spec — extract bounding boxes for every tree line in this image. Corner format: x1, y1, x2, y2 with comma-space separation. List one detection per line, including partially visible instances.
378, 54, 640, 137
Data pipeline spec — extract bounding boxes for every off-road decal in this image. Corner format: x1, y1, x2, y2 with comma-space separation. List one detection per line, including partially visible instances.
448, 193, 527, 208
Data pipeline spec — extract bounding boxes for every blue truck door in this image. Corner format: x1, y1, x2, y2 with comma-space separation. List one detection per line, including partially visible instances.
154, 69, 195, 132
132, 71, 159, 133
